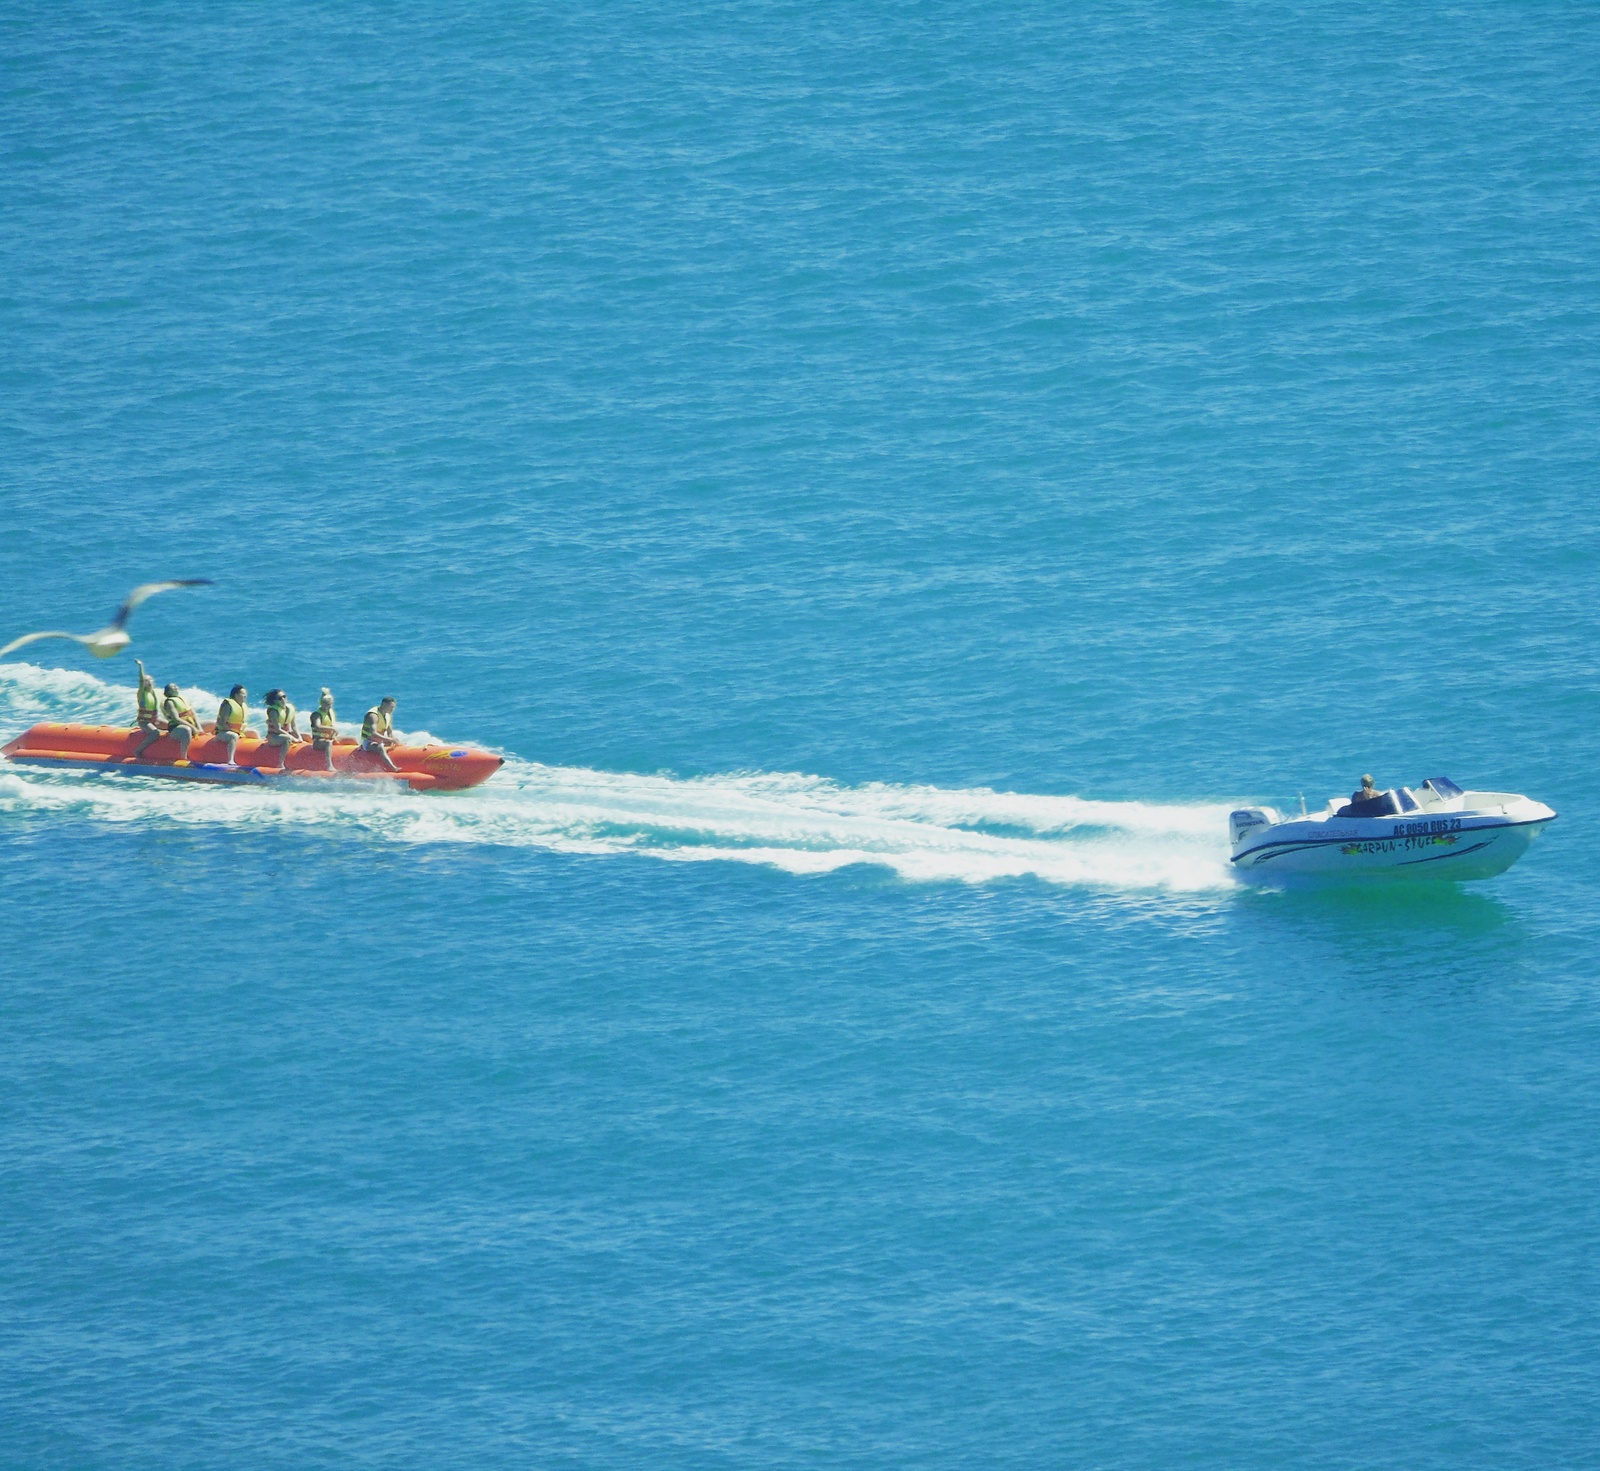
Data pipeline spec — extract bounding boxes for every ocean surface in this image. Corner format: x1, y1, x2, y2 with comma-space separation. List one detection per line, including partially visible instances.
3, 3, 1599, 1466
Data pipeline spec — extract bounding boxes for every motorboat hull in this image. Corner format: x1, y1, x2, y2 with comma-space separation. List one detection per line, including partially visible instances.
1231, 783, 1556, 882
1233, 813, 1553, 880
2, 723, 503, 793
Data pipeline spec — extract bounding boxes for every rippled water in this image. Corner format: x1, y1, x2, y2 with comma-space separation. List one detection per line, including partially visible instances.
3, 3, 1598, 1467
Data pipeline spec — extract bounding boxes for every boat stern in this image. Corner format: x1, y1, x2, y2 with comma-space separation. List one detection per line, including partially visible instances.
1229, 806, 1280, 853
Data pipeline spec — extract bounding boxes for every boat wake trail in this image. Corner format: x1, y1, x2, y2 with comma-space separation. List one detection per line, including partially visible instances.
0, 664, 1236, 892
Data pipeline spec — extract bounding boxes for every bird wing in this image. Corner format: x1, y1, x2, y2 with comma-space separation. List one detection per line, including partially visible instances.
0, 630, 93, 659
111, 579, 214, 630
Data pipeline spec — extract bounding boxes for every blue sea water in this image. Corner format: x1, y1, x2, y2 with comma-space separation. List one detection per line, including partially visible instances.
3, 2, 1600, 1465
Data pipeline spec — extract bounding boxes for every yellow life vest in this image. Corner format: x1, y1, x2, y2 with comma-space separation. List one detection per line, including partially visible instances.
362, 707, 392, 741
162, 694, 193, 729
217, 697, 247, 734
136, 684, 159, 720
311, 705, 337, 737
266, 700, 292, 734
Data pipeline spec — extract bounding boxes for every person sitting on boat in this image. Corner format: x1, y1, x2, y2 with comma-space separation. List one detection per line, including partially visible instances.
263, 689, 302, 770
129, 659, 164, 761
214, 685, 249, 768
1336, 774, 1392, 818
309, 688, 338, 773
361, 696, 400, 772
160, 682, 201, 763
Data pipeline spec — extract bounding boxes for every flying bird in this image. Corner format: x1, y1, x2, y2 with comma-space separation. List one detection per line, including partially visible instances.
0, 579, 214, 660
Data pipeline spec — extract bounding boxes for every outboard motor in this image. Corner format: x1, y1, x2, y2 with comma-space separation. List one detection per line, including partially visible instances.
1229, 807, 1279, 848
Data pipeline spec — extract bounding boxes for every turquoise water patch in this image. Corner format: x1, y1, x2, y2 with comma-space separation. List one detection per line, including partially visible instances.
2, 2, 1597, 1467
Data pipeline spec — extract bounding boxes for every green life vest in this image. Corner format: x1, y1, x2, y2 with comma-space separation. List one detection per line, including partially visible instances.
137, 684, 159, 720
217, 697, 246, 734
162, 694, 193, 728
362, 707, 392, 741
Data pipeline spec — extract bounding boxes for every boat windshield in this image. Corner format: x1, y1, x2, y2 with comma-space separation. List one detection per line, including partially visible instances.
1423, 776, 1464, 800
1396, 788, 1420, 812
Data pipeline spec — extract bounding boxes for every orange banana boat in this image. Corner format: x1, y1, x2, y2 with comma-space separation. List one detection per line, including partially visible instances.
2, 723, 503, 793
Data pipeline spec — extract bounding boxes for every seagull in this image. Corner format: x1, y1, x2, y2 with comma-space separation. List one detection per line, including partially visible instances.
0, 580, 214, 660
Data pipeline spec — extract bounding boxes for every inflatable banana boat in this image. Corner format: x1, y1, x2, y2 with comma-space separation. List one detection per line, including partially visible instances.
2, 723, 503, 793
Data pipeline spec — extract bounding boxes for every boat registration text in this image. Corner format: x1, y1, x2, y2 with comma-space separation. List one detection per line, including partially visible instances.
1391, 818, 1462, 837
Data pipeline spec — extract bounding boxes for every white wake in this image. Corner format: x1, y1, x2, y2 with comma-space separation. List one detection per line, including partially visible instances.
0, 663, 1237, 892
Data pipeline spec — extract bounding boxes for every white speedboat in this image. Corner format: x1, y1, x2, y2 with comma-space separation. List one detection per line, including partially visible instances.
1230, 777, 1556, 880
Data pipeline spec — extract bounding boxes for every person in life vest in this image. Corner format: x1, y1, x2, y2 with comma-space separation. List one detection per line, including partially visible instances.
128, 659, 164, 760
309, 688, 338, 772
263, 689, 302, 770
361, 696, 400, 771
159, 682, 201, 763
214, 685, 249, 768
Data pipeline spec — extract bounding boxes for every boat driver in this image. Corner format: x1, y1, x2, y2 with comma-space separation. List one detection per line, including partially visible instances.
361, 696, 401, 772
1351, 774, 1380, 804
160, 682, 201, 763
129, 659, 164, 761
